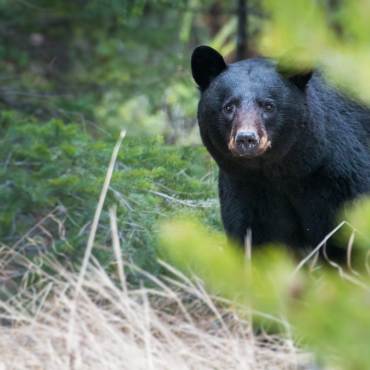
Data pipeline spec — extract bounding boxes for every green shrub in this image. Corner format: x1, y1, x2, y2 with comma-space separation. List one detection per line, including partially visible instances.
0, 110, 219, 276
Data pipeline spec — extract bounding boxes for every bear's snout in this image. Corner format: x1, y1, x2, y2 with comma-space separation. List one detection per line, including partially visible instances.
235, 131, 259, 155
226, 107, 271, 158
228, 124, 271, 158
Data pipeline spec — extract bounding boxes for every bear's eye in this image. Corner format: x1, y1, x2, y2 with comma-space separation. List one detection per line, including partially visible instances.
223, 103, 235, 115
262, 101, 275, 113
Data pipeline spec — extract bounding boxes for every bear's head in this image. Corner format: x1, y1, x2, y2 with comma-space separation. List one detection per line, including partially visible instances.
191, 46, 312, 168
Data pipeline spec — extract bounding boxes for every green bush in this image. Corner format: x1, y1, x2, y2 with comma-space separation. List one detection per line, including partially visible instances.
0, 110, 219, 276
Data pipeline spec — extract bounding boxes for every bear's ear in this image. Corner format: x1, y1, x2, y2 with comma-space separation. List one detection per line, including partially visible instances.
278, 64, 313, 91
191, 45, 227, 91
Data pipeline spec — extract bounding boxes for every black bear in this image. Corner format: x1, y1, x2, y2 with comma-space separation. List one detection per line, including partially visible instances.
191, 45, 370, 257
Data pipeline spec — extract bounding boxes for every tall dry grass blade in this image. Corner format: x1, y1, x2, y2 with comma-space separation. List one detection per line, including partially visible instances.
68, 129, 126, 356
109, 205, 127, 292
244, 228, 252, 263
77, 129, 126, 292
346, 231, 360, 276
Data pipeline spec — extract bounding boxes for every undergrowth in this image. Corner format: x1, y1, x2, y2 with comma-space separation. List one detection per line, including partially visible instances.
0, 110, 219, 277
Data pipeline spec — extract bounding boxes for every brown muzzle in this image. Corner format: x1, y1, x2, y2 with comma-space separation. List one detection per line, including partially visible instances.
228, 111, 271, 157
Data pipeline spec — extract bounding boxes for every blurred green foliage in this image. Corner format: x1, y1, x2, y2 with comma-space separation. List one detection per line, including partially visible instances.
337, 197, 370, 256
159, 219, 295, 314
260, 0, 370, 104
160, 219, 370, 370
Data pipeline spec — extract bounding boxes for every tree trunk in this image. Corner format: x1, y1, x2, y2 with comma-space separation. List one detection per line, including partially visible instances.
236, 0, 247, 61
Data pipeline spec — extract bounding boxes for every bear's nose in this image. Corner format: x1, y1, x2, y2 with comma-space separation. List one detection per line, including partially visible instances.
235, 131, 259, 149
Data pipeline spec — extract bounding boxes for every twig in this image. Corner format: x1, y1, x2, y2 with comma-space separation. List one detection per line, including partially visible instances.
150, 190, 216, 208
292, 221, 346, 276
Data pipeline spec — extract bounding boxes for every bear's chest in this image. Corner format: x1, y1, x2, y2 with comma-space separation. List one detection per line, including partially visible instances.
246, 183, 304, 247
243, 177, 333, 248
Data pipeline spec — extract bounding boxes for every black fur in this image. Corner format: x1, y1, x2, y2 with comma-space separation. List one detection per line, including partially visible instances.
191, 46, 370, 257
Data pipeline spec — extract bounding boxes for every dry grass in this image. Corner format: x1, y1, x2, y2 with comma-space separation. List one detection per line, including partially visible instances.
0, 250, 315, 370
